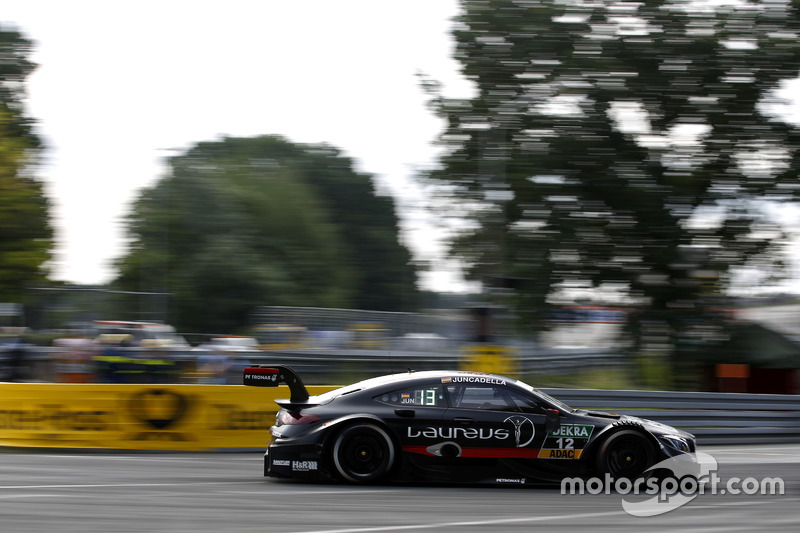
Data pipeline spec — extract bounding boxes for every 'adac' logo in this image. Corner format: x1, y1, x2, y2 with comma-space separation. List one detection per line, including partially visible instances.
128, 389, 190, 441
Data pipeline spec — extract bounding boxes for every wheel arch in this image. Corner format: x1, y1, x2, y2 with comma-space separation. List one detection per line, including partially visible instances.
323, 415, 401, 482
586, 421, 660, 473
321, 414, 400, 450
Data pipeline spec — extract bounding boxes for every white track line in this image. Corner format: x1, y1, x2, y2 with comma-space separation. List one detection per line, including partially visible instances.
288, 498, 799, 533
0, 481, 262, 490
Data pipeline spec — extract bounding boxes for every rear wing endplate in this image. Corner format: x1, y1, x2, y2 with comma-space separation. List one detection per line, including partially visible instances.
243, 365, 309, 404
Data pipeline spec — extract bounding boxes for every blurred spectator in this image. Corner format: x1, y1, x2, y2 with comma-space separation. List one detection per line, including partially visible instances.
53, 337, 95, 383
94, 334, 135, 383
1, 334, 29, 382
138, 340, 180, 383
191, 336, 259, 384
195, 344, 231, 384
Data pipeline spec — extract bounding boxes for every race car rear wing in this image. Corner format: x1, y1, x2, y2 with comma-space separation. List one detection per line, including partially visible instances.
243, 365, 309, 404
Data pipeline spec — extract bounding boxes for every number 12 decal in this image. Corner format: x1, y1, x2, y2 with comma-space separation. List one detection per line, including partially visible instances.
556, 437, 574, 450
539, 425, 594, 459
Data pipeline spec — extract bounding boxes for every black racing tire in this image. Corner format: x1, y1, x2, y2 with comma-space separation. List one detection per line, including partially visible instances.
595, 429, 656, 482
332, 422, 396, 484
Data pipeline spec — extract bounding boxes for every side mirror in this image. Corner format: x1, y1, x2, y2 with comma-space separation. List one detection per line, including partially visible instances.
545, 408, 561, 433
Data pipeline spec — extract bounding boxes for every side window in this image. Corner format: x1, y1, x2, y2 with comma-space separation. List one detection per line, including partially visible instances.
376, 384, 445, 408
445, 385, 547, 413
506, 389, 548, 414
446, 384, 517, 411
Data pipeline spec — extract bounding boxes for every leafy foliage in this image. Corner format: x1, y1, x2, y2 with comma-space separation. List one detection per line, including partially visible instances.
427, 0, 800, 335
0, 26, 53, 301
115, 136, 418, 333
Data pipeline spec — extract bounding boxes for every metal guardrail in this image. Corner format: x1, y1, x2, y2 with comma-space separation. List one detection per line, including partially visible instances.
248, 346, 625, 380
15, 344, 626, 385
542, 388, 800, 445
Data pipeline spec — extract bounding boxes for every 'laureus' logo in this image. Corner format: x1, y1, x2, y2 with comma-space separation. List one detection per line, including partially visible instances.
504, 416, 535, 447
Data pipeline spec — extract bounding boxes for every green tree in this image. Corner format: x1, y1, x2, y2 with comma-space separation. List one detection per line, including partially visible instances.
427, 0, 800, 344
0, 25, 52, 301
115, 136, 418, 333
289, 144, 419, 312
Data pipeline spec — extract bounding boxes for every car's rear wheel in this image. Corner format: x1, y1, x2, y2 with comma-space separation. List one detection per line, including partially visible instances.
596, 429, 656, 481
332, 422, 395, 484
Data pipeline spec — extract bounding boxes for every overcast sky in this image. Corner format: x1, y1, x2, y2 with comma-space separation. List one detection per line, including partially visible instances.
3, 0, 476, 292
4, 1, 800, 296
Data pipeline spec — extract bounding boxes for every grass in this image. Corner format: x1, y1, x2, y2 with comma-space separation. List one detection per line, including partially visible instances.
524, 366, 638, 390
524, 357, 678, 391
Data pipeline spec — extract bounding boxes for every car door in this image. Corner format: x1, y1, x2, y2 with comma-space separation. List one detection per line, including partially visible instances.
374, 381, 450, 458
440, 378, 550, 461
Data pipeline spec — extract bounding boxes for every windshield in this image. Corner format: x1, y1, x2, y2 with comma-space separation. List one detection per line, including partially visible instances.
514, 380, 575, 412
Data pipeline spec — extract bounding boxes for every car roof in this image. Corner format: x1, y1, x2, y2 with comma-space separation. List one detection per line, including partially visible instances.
365, 369, 514, 385
316, 370, 521, 401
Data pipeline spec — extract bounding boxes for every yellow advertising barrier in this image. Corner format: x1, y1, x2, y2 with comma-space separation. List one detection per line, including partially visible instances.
0, 383, 337, 451
459, 345, 518, 376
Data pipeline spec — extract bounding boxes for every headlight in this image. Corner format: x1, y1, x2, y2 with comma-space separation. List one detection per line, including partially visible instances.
659, 434, 691, 452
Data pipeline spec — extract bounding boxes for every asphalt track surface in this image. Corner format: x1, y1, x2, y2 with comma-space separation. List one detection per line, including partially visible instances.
1, 445, 798, 532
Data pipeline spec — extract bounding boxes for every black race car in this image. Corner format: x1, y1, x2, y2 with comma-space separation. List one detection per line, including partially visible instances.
243, 366, 696, 485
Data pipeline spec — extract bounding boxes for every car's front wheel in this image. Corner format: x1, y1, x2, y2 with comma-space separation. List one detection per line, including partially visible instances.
332, 422, 395, 484
596, 429, 656, 481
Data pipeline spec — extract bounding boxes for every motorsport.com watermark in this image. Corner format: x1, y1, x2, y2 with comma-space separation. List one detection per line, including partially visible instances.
561, 452, 785, 517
